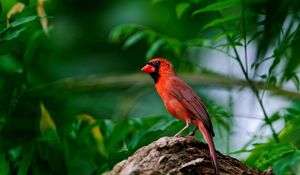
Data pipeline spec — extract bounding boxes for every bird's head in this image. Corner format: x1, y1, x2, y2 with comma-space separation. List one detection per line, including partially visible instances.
141, 58, 175, 83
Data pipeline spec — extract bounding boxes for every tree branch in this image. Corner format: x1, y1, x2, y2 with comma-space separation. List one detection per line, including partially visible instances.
103, 136, 273, 175
24, 73, 300, 100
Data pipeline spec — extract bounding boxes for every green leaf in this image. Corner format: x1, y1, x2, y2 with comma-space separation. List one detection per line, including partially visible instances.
65, 140, 97, 175
260, 74, 267, 79
268, 57, 280, 74
122, 31, 146, 49
109, 25, 137, 43
17, 142, 35, 175
203, 15, 240, 29
176, 2, 191, 19
10, 15, 38, 28
269, 76, 277, 86
247, 31, 263, 45
0, 16, 38, 35
133, 118, 182, 149
0, 154, 10, 175
268, 112, 281, 123
2, 27, 27, 41
192, 0, 240, 16
23, 30, 44, 72
151, 0, 164, 5
109, 26, 123, 42
279, 110, 300, 145
0, 55, 22, 74
216, 41, 242, 48
246, 143, 295, 169
292, 74, 300, 90
251, 56, 274, 70
105, 120, 132, 153
146, 39, 165, 60
272, 151, 300, 175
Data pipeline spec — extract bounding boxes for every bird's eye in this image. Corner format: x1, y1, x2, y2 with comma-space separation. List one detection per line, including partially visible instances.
154, 61, 160, 66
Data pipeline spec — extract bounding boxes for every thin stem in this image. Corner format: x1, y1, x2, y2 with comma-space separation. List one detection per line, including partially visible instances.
192, 44, 237, 60
242, 0, 249, 75
214, 7, 280, 142
24, 73, 300, 100
227, 35, 279, 142
227, 36, 280, 142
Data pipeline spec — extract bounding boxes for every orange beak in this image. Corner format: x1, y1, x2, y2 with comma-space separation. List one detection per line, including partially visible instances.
141, 64, 155, 73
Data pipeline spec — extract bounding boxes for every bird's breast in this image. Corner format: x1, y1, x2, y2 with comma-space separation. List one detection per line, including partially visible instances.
155, 82, 189, 121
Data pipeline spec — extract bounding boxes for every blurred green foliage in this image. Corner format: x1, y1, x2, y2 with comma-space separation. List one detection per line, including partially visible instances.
0, 0, 300, 174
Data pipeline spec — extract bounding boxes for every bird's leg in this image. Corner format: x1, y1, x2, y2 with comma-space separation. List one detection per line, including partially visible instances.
175, 120, 191, 137
188, 126, 198, 136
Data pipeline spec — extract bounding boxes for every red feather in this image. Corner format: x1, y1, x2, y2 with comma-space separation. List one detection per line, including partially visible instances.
141, 58, 220, 175
168, 77, 215, 136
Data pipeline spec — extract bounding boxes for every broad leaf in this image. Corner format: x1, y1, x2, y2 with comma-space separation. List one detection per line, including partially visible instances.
146, 39, 165, 59
122, 31, 146, 49
2, 27, 27, 41
17, 142, 35, 175
109, 25, 137, 43
176, 2, 191, 19
272, 151, 300, 175
10, 16, 38, 28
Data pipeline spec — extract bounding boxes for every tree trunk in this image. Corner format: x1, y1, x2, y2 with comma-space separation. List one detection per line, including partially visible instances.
103, 136, 273, 175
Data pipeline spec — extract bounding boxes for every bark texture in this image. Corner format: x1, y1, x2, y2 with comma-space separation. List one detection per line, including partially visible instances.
103, 136, 273, 175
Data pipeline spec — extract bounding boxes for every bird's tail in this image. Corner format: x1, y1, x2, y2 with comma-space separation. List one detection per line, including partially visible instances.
196, 120, 219, 175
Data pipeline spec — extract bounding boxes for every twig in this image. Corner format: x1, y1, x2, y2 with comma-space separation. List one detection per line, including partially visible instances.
215, 9, 280, 142
242, 0, 249, 75
227, 36, 279, 142
24, 73, 300, 100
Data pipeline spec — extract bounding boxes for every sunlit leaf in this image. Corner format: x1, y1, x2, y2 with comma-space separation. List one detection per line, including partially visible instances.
77, 114, 107, 157
37, 0, 49, 36
39, 101, 57, 139
6, 2, 25, 26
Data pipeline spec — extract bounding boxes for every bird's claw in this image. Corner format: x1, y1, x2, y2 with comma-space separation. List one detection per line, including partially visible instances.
188, 127, 198, 136
188, 130, 196, 136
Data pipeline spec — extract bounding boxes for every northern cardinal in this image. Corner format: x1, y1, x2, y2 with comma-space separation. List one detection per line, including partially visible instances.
141, 58, 219, 175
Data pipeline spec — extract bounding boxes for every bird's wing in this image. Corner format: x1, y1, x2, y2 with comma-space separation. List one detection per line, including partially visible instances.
169, 77, 214, 136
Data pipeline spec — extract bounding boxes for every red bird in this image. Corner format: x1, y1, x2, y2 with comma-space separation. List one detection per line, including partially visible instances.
141, 58, 219, 175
